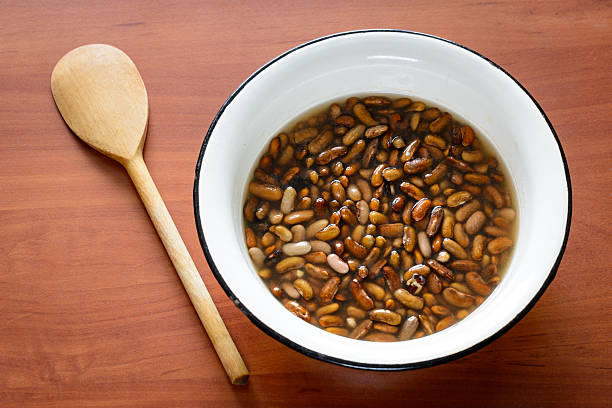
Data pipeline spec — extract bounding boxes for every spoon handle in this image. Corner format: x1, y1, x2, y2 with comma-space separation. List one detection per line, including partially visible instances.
124, 154, 249, 385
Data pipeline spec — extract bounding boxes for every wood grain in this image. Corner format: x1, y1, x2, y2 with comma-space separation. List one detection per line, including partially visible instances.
1, 0, 611, 406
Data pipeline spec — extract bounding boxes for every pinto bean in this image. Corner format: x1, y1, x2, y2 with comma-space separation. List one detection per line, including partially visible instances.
349, 319, 373, 339
316, 146, 348, 165
320, 277, 341, 305
308, 129, 334, 154
488, 237, 514, 254
465, 211, 487, 235
350, 279, 375, 310
404, 157, 432, 174
369, 309, 402, 325
465, 272, 492, 296
426, 206, 444, 237
427, 259, 455, 280
412, 198, 432, 222
442, 287, 475, 308
285, 300, 310, 321
342, 124, 366, 145
353, 103, 377, 126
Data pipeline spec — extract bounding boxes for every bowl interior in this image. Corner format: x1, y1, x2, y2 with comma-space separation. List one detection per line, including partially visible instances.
195, 31, 569, 368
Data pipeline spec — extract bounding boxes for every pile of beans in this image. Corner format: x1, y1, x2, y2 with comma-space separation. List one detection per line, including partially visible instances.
244, 95, 516, 342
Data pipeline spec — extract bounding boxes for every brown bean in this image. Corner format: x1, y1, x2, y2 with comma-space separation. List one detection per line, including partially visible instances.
442, 287, 475, 308
248, 182, 282, 201
446, 156, 473, 173
417, 231, 432, 258
382, 167, 403, 182
344, 236, 368, 259
275, 256, 305, 274
455, 200, 480, 222
403, 226, 417, 252
487, 237, 514, 254
285, 300, 310, 321
364, 332, 396, 342
245, 228, 257, 248
383, 266, 402, 292
442, 238, 468, 259
426, 206, 444, 237
320, 276, 341, 305
353, 103, 377, 126
365, 124, 389, 138
424, 162, 448, 185
461, 126, 475, 146
335, 114, 355, 127
484, 185, 504, 209
427, 259, 455, 280
484, 226, 508, 237
391, 195, 407, 212
362, 282, 386, 301
363, 247, 381, 266
400, 139, 421, 162
350, 279, 375, 310
429, 113, 451, 133
465, 210, 486, 235
464, 173, 491, 185
284, 210, 315, 225
435, 315, 456, 332
316, 146, 348, 165
431, 305, 452, 316
341, 124, 366, 146
498, 208, 516, 221
412, 198, 432, 222
315, 224, 340, 241
293, 279, 314, 300
441, 212, 455, 238
371, 163, 387, 187
450, 260, 481, 272
418, 314, 434, 335
404, 157, 432, 174
293, 127, 318, 144
243, 196, 258, 222
472, 234, 486, 261
394, 288, 424, 310
446, 191, 472, 208
369, 211, 389, 225
319, 314, 344, 328
396, 315, 418, 340
427, 272, 442, 294
363, 96, 391, 106
331, 181, 346, 202
307, 129, 333, 154
373, 323, 399, 334
424, 134, 447, 149
304, 263, 331, 280
315, 303, 339, 317
465, 272, 492, 296
379, 223, 405, 238
453, 223, 470, 247
462, 150, 484, 163
347, 319, 372, 339
369, 309, 402, 325
341, 139, 366, 164
400, 181, 426, 201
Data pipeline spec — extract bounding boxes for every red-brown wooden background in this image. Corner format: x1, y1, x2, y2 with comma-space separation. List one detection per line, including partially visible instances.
1, 1, 611, 406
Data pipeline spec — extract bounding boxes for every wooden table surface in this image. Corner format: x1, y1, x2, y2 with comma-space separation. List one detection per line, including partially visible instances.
1, 1, 611, 406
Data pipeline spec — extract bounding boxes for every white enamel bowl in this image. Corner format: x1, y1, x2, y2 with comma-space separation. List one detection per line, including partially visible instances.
194, 30, 571, 369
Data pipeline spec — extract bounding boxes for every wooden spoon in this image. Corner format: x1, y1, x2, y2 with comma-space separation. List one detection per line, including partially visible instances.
51, 44, 249, 385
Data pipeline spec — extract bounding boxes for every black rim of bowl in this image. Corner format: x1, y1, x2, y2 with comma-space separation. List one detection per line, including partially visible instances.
193, 29, 573, 370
